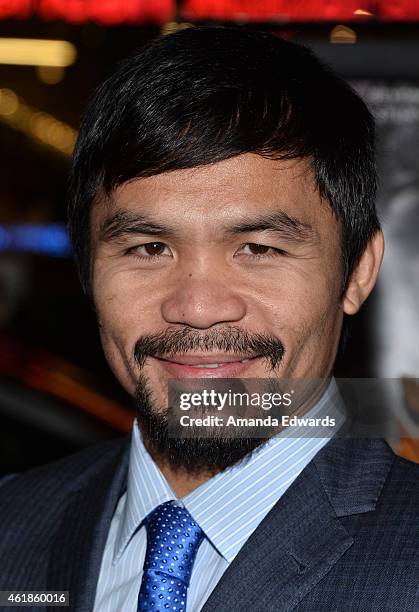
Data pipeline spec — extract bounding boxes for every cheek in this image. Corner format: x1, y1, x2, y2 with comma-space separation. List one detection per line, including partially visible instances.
254, 267, 342, 372
256, 264, 339, 327
97, 320, 138, 396
94, 262, 163, 324
285, 291, 342, 375
94, 266, 140, 336
96, 291, 130, 352
93, 272, 147, 395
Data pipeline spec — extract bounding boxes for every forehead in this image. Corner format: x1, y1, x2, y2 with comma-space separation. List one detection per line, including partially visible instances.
91, 153, 335, 237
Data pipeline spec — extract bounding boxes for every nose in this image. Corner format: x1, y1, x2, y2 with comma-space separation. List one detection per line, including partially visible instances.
161, 270, 247, 329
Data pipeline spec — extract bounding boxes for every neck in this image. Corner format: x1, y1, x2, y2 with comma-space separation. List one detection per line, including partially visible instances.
140, 436, 220, 497
159, 461, 218, 497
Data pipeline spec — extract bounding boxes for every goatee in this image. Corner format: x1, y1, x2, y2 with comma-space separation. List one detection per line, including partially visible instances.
132, 325, 286, 473
135, 372, 268, 474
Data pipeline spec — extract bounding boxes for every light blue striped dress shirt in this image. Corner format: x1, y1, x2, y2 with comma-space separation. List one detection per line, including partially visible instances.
93, 379, 344, 612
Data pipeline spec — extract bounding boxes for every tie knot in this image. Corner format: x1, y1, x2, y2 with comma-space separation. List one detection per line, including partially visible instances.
143, 501, 204, 587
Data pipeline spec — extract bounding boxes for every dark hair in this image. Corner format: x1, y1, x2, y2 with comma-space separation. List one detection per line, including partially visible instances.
67, 25, 379, 297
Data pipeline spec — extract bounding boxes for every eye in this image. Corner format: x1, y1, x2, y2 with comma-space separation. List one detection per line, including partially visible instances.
127, 242, 172, 259
238, 243, 288, 258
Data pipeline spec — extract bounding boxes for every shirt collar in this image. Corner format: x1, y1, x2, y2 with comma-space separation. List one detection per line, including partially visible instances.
114, 378, 344, 565
113, 421, 177, 564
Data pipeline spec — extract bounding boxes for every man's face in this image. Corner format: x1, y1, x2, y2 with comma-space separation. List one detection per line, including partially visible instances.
91, 153, 344, 410
90, 153, 349, 471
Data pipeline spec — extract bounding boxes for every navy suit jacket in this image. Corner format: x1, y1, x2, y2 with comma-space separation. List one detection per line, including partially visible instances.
0, 435, 418, 611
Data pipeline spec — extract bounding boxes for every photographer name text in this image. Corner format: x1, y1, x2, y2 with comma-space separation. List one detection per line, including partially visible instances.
179, 415, 336, 427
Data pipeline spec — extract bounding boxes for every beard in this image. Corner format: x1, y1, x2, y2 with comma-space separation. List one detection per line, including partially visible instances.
133, 325, 285, 474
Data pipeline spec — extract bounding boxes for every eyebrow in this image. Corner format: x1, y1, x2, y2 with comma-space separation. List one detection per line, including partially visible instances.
98, 209, 317, 245
99, 210, 176, 242
224, 211, 317, 244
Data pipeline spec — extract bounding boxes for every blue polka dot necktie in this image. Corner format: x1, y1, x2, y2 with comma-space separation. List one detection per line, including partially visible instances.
137, 501, 205, 612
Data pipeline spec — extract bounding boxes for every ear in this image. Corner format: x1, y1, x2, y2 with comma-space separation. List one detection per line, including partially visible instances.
343, 230, 384, 315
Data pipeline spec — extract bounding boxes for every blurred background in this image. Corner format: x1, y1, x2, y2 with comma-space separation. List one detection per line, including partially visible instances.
0, 0, 418, 474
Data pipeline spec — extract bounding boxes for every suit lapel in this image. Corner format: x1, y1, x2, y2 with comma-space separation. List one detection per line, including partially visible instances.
47, 434, 131, 612
201, 438, 394, 612
201, 459, 353, 612
45, 430, 394, 612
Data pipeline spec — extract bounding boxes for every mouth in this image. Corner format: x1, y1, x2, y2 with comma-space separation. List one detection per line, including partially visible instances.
152, 354, 262, 378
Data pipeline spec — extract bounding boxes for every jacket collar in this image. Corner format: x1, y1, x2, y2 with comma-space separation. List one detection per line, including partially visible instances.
314, 437, 394, 516
200, 437, 394, 612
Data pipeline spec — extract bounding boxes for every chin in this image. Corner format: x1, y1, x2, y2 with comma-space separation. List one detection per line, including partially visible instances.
134, 372, 270, 472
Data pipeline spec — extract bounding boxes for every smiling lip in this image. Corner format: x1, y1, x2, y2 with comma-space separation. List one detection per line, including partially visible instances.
153, 354, 261, 378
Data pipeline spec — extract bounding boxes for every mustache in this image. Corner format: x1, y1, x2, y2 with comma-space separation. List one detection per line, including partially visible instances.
133, 325, 285, 371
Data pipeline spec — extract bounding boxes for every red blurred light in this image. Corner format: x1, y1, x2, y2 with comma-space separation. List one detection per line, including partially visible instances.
0, 0, 173, 24
0, 0, 32, 19
1, 1, 419, 28
379, 0, 419, 21
39, 0, 174, 24
181, 0, 375, 22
